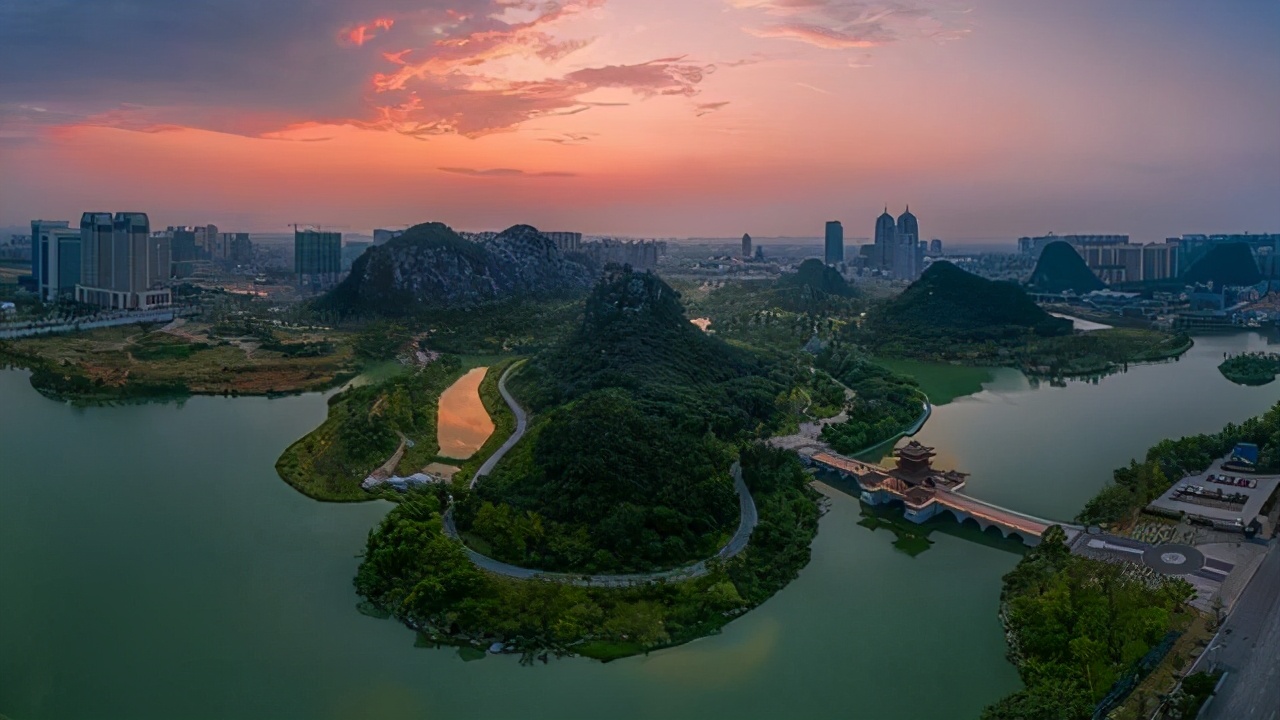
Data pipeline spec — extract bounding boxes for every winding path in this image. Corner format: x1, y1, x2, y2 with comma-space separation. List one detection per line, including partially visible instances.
443, 360, 758, 587
471, 361, 528, 487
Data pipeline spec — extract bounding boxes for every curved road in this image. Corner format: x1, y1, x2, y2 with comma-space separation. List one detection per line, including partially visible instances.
471, 360, 528, 487
444, 360, 758, 587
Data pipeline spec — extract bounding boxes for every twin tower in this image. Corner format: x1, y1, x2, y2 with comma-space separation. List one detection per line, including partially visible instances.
824, 207, 924, 281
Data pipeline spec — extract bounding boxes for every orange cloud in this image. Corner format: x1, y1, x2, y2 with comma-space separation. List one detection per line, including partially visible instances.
341, 17, 394, 47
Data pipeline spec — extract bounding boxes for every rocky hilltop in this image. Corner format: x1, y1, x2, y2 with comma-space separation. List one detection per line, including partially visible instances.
319, 223, 595, 315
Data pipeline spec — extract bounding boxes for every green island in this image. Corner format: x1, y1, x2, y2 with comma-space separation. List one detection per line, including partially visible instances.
1218, 352, 1280, 386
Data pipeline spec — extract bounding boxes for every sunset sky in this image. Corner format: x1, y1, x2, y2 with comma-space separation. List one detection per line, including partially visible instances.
2, 0, 1277, 241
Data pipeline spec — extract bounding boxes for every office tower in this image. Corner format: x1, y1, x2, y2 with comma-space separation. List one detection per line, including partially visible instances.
294, 229, 342, 288
930, 239, 943, 255
824, 222, 843, 265
742, 233, 753, 260
874, 208, 897, 271
76, 212, 171, 310
895, 207, 921, 280
31, 220, 83, 302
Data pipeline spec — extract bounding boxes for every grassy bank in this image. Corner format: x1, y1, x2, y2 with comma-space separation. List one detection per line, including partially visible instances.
1218, 352, 1280, 386
275, 357, 471, 502
0, 323, 359, 403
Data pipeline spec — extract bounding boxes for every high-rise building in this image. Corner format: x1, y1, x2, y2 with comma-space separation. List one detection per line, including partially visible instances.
373, 228, 403, 246
873, 208, 897, 271
545, 231, 583, 252
229, 233, 253, 265
294, 229, 342, 288
742, 233, 753, 260
31, 220, 84, 302
76, 212, 171, 310
894, 207, 922, 281
929, 239, 943, 255
824, 222, 843, 265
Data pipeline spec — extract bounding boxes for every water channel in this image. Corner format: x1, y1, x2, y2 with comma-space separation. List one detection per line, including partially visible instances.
2, 331, 1277, 720
436, 367, 495, 461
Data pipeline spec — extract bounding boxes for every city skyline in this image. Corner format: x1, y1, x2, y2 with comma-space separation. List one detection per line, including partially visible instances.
2, 1, 1278, 239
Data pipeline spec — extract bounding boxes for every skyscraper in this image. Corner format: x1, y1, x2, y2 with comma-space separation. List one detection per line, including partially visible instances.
294, 229, 342, 288
76, 212, 171, 310
874, 208, 897, 270
895, 207, 922, 281
742, 233, 752, 260
824, 222, 844, 265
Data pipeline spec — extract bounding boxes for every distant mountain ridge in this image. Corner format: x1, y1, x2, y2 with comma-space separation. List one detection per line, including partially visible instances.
318, 223, 594, 315
1028, 241, 1106, 293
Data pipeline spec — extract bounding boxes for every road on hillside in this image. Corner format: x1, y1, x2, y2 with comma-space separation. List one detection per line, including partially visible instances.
471, 360, 528, 487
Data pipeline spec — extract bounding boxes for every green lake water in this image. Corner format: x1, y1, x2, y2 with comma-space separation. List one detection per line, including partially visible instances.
2, 331, 1277, 720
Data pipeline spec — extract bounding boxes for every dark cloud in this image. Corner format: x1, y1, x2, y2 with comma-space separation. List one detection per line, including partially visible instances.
0, 0, 720, 140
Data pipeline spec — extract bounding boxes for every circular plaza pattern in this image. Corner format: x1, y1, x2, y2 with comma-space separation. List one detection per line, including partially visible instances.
1142, 543, 1205, 575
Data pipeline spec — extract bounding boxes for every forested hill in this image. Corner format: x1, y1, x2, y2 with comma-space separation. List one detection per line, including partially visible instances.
317, 222, 594, 316
1028, 241, 1106, 293
778, 259, 857, 297
873, 261, 1070, 334
1184, 243, 1263, 287
461, 265, 796, 574
516, 265, 773, 421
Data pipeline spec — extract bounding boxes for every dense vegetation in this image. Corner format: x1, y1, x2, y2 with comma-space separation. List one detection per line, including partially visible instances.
857, 262, 1191, 377
814, 344, 926, 454
1077, 401, 1280, 526
275, 357, 467, 501
1183, 242, 1262, 287
778, 259, 857, 299
1028, 241, 1106, 294
355, 444, 821, 660
982, 527, 1194, 720
861, 261, 1072, 357
1218, 352, 1280, 386
457, 267, 801, 573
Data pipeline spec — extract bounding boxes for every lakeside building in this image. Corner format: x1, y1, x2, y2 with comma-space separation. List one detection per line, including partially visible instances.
742, 233, 753, 260
31, 220, 82, 302
76, 212, 172, 310
294, 228, 342, 289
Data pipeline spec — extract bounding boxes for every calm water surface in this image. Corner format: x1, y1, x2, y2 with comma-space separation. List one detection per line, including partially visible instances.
1, 331, 1276, 720
437, 367, 495, 460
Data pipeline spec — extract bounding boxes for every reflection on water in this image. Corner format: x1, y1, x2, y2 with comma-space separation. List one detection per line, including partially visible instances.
437, 367, 495, 460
